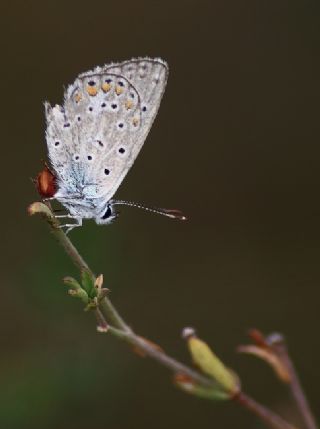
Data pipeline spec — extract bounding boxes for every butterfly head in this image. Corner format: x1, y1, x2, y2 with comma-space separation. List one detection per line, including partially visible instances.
95, 203, 118, 225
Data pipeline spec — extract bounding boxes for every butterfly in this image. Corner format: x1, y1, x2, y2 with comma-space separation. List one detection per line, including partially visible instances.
40, 57, 185, 233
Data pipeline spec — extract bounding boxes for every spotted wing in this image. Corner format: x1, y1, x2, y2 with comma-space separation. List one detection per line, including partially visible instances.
45, 57, 168, 201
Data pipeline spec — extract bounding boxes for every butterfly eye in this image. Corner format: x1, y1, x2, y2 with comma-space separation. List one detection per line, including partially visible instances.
101, 205, 112, 220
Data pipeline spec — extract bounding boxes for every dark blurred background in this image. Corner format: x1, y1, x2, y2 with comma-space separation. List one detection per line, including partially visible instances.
1, 0, 319, 428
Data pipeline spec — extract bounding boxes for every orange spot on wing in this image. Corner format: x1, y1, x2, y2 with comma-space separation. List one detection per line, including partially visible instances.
115, 86, 123, 95
74, 93, 82, 103
102, 83, 111, 92
86, 86, 98, 96
125, 100, 133, 109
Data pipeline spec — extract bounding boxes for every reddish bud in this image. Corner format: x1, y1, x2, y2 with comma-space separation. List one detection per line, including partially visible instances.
248, 329, 269, 349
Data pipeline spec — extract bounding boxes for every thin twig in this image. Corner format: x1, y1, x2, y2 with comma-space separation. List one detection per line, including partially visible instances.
272, 337, 318, 429
99, 296, 128, 332
29, 202, 302, 429
235, 392, 299, 429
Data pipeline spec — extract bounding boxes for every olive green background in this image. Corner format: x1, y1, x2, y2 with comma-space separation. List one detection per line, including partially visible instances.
1, 1, 319, 428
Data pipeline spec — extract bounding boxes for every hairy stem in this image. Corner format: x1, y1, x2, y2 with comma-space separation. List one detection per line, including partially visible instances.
29, 202, 302, 429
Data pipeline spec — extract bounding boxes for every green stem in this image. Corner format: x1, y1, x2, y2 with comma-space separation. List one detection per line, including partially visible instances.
99, 295, 128, 332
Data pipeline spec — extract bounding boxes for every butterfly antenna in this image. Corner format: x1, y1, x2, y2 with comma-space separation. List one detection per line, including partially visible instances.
111, 200, 187, 221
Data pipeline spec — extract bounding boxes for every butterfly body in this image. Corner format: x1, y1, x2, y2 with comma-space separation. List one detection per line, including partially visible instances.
45, 58, 169, 231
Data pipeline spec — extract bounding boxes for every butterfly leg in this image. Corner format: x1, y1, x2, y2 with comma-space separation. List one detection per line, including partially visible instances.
42, 197, 56, 202
55, 214, 77, 219
59, 218, 83, 234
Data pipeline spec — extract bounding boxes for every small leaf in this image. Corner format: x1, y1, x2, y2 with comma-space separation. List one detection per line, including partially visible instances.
81, 269, 96, 298
68, 288, 89, 304
63, 276, 81, 290
174, 373, 230, 400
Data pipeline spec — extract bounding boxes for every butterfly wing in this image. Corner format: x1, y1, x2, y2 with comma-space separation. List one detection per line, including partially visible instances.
45, 57, 168, 203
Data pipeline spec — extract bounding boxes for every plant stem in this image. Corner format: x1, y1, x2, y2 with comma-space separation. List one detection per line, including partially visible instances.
115, 329, 217, 386
273, 337, 318, 429
234, 392, 299, 429
29, 202, 303, 429
99, 295, 128, 331
28, 203, 128, 331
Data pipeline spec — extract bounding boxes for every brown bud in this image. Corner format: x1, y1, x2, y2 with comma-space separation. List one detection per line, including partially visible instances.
248, 329, 269, 349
